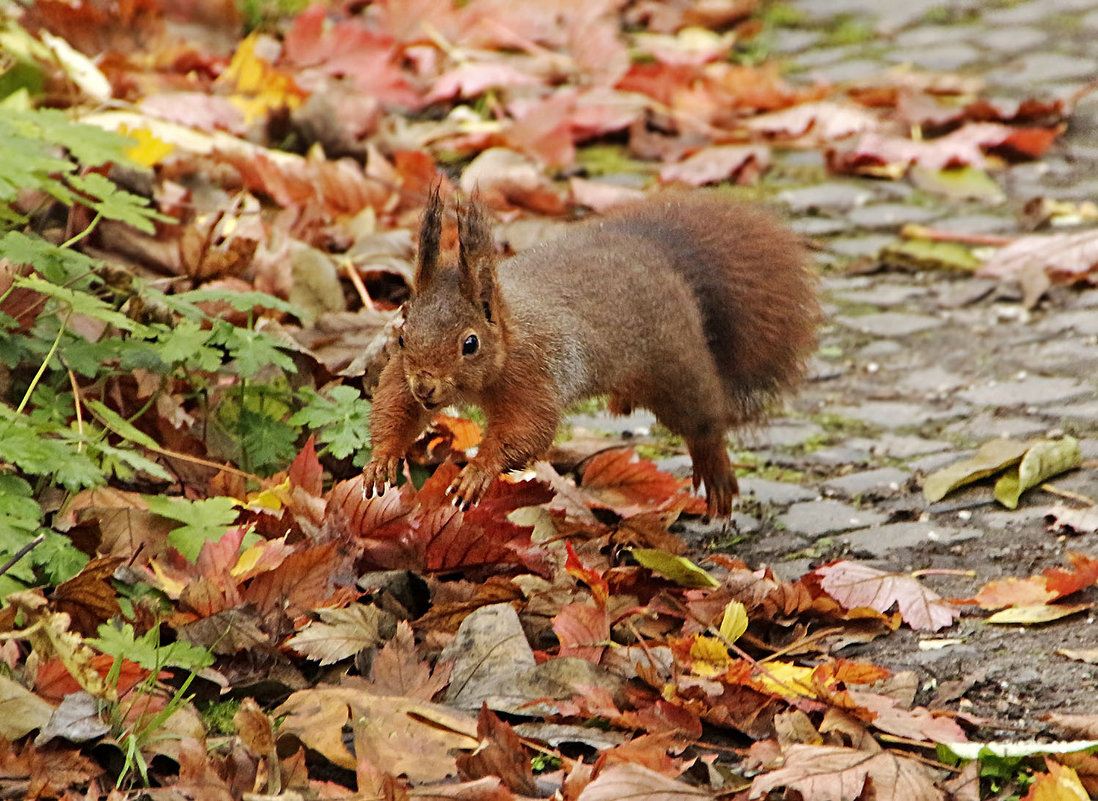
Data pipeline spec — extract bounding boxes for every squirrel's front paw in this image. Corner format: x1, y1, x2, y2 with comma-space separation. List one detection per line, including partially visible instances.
362, 453, 403, 497
447, 463, 497, 510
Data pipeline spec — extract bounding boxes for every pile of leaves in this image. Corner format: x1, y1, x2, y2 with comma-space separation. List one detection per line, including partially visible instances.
2, 0, 1098, 798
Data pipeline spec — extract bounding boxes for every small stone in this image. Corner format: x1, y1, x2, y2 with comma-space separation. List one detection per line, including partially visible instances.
884, 43, 981, 71
837, 312, 944, 338
896, 366, 968, 397
790, 217, 852, 236
975, 26, 1047, 52
827, 235, 896, 259
1043, 400, 1098, 422
778, 499, 889, 539
832, 284, 929, 308
946, 413, 1048, 442
846, 434, 953, 460
745, 420, 826, 449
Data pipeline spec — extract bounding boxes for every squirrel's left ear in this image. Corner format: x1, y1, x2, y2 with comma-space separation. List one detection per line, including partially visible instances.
414, 184, 443, 291
458, 196, 501, 323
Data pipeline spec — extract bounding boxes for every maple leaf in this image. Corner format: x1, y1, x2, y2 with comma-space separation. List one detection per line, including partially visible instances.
286, 603, 385, 665
367, 620, 451, 699
578, 448, 697, 518
575, 763, 714, 801
973, 553, 1098, 610
751, 744, 942, 801
814, 561, 958, 632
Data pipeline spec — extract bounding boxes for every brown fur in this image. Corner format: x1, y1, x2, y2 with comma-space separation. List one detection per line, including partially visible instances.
363, 192, 820, 518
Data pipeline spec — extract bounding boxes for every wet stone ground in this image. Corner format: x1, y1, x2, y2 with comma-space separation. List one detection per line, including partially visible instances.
569, 0, 1098, 736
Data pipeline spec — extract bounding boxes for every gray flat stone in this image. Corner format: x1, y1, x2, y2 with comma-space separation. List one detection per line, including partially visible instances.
745, 420, 826, 449
837, 312, 944, 337
827, 235, 895, 259
810, 59, 891, 85
988, 53, 1098, 87
896, 367, 969, 397
847, 203, 942, 229
929, 213, 1015, 234
892, 25, 979, 48
979, 26, 1048, 53
569, 409, 656, 436
778, 183, 876, 213
822, 467, 911, 498
1036, 309, 1098, 337
827, 401, 959, 430
791, 217, 853, 236
884, 43, 981, 71
945, 412, 1049, 442
956, 375, 1092, 408
1042, 400, 1098, 422
859, 340, 905, 359
837, 522, 977, 555
846, 434, 954, 460
909, 449, 969, 474
739, 477, 817, 506
778, 499, 888, 538
832, 284, 929, 308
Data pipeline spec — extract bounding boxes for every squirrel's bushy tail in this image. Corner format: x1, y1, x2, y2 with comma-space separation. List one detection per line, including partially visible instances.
602, 194, 819, 424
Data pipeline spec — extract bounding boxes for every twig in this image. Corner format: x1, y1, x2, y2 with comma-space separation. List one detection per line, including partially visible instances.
0, 535, 45, 580
1041, 483, 1095, 507
900, 223, 1014, 247
342, 257, 375, 311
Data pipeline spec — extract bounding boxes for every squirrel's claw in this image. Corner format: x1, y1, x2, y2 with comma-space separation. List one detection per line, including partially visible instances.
362, 454, 402, 498
449, 463, 495, 510
695, 466, 738, 522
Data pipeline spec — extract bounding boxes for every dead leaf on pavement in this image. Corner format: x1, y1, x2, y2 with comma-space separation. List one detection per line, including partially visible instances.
813, 561, 958, 632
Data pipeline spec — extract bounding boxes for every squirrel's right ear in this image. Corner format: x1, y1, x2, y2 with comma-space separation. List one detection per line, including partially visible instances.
414, 184, 443, 291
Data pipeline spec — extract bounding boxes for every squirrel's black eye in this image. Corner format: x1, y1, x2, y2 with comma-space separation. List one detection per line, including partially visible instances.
398, 334, 405, 348
462, 334, 479, 355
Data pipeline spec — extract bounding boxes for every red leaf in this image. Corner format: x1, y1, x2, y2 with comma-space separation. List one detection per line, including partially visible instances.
578, 449, 693, 518
565, 541, 609, 605
289, 435, 323, 496
553, 602, 610, 663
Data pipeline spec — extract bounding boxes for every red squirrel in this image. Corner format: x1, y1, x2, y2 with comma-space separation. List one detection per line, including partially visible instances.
362, 189, 819, 518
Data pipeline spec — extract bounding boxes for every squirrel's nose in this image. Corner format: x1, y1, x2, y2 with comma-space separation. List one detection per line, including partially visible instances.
410, 375, 439, 407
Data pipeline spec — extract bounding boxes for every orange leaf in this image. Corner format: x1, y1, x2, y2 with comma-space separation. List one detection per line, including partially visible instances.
579, 448, 692, 518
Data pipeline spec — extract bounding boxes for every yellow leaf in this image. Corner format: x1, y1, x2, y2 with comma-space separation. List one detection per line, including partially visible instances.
246, 479, 287, 512
1026, 762, 1089, 801
118, 124, 175, 168
223, 34, 306, 124
719, 600, 749, 643
148, 559, 186, 599
631, 548, 719, 588
986, 603, 1089, 625
689, 635, 731, 677
994, 436, 1081, 509
756, 661, 817, 698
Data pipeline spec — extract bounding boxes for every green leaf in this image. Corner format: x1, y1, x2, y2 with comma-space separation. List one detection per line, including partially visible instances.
68, 171, 171, 233
236, 408, 299, 473
909, 165, 1006, 203
922, 439, 1030, 503
289, 385, 372, 460
144, 496, 241, 562
156, 320, 222, 370
14, 108, 139, 169
993, 436, 1081, 509
211, 324, 296, 378
85, 399, 159, 450
89, 623, 214, 672
879, 237, 983, 273
0, 231, 100, 285
0, 475, 41, 536
177, 288, 298, 316
0, 409, 103, 490
15, 274, 141, 332
630, 548, 720, 589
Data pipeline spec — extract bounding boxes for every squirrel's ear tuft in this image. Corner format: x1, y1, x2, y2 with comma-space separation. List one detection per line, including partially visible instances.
458, 195, 500, 323
414, 184, 443, 291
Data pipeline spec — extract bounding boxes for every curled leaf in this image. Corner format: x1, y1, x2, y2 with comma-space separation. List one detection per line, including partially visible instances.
922, 439, 1029, 502
631, 548, 719, 589
993, 436, 1081, 509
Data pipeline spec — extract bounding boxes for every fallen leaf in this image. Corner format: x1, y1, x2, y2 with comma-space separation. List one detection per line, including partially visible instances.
751, 743, 942, 801
576, 763, 714, 801
659, 144, 770, 186
994, 437, 1081, 509
974, 553, 1098, 609
579, 449, 694, 517
632, 549, 720, 589
986, 603, 1090, 625
923, 439, 1029, 503
978, 228, 1098, 288
0, 675, 55, 740
287, 603, 385, 665
456, 704, 538, 795
1023, 759, 1089, 801
1047, 503, 1098, 535
814, 561, 958, 632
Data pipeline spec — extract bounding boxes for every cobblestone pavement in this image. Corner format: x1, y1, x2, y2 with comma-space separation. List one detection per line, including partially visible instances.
570, 0, 1098, 733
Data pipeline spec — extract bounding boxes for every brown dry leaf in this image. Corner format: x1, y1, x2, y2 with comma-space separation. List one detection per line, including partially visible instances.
0, 675, 55, 740
456, 705, 538, 795
746, 100, 881, 144
277, 688, 477, 780
1047, 503, 1098, 535
1057, 648, 1098, 665
1045, 713, 1098, 739
49, 557, 123, 637
751, 743, 942, 801
846, 689, 966, 743
576, 763, 712, 801
241, 541, 358, 617
287, 603, 385, 665
553, 602, 610, 663
814, 561, 958, 632
367, 620, 450, 699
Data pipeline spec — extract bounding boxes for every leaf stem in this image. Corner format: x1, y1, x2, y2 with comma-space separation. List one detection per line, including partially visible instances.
16, 308, 71, 414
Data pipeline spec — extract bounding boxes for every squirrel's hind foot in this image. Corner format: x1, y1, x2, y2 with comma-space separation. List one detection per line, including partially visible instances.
686, 433, 739, 520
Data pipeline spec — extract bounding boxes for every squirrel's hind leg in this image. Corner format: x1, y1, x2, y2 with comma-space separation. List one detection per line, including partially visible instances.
685, 432, 738, 520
